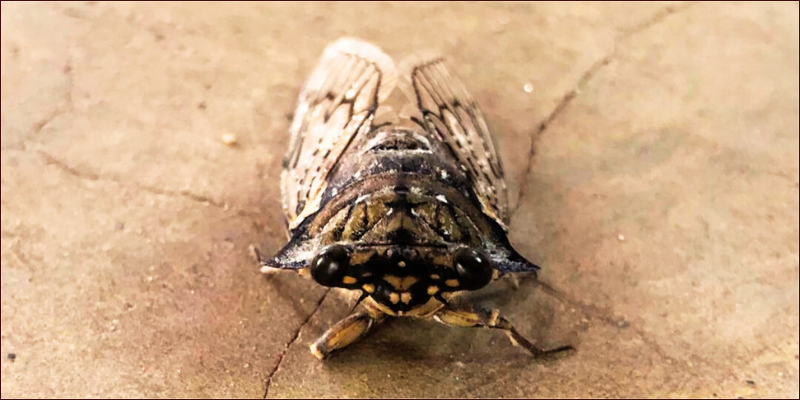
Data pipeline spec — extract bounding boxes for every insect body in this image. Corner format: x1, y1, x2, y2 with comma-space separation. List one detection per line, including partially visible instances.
261, 38, 571, 359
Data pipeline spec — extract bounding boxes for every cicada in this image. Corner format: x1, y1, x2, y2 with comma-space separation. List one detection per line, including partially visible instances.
259, 38, 571, 360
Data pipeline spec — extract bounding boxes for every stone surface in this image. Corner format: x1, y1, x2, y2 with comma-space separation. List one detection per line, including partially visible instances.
1, 1, 798, 398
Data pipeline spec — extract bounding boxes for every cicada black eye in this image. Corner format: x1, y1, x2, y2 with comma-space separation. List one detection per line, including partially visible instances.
310, 245, 351, 287
453, 248, 493, 290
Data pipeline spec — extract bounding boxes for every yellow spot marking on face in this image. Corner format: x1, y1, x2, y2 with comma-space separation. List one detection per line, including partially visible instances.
349, 249, 375, 266
430, 274, 440, 280
492, 270, 500, 279
342, 276, 357, 285
298, 268, 310, 277
445, 279, 460, 287
400, 276, 418, 290
362, 284, 375, 293
427, 286, 439, 295
389, 292, 400, 304
397, 261, 406, 267
384, 275, 402, 289
400, 292, 412, 304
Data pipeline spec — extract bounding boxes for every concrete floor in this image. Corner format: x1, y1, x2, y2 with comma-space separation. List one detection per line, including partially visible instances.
1, 1, 798, 398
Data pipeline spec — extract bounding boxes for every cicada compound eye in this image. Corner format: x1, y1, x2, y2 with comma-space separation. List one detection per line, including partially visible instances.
453, 248, 494, 291
309, 245, 351, 287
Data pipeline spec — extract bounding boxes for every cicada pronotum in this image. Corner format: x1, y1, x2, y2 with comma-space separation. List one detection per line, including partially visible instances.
257, 38, 572, 360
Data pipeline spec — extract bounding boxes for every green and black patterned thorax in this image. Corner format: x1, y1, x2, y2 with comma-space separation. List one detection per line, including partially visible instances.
265, 39, 540, 316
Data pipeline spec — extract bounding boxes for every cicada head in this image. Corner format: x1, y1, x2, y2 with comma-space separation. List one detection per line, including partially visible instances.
267, 184, 538, 314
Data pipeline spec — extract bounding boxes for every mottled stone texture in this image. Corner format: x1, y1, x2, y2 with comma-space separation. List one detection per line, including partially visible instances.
1, 2, 798, 398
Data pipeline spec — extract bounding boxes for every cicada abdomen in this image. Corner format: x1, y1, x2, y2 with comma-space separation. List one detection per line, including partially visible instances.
261, 38, 571, 359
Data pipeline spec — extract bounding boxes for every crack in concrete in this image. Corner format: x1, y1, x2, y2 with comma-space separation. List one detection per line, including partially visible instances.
263, 289, 330, 399
10, 45, 270, 232
508, 0, 702, 366
512, 1, 699, 214
35, 149, 263, 223
1, 54, 77, 152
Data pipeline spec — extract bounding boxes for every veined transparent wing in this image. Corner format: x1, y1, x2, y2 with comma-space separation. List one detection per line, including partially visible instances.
281, 38, 397, 231
401, 57, 509, 229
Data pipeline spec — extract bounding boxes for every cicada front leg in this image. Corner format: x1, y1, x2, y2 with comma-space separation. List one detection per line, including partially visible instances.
309, 309, 387, 360
432, 304, 573, 358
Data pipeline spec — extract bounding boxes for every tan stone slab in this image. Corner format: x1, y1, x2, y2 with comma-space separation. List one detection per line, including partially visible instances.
2, 1, 797, 398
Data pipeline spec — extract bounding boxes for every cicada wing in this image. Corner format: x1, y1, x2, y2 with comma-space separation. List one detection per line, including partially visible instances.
399, 56, 509, 229
281, 38, 398, 231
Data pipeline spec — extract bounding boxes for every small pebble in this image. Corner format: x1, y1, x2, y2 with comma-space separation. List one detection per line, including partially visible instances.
7, 353, 16, 361
221, 133, 238, 146
745, 380, 756, 387
618, 234, 626, 241
523, 83, 534, 93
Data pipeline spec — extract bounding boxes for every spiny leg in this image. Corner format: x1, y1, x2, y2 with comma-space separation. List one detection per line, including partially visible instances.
433, 305, 573, 358
310, 310, 386, 360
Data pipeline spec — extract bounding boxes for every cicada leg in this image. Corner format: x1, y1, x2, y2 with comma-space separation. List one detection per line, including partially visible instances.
310, 310, 386, 360
432, 305, 573, 358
